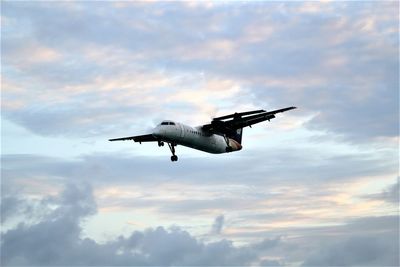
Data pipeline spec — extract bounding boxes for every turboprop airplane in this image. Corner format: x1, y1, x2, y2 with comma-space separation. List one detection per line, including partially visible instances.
109, 106, 296, 162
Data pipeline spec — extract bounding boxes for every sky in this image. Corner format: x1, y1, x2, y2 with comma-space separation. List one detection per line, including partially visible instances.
1, 1, 399, 266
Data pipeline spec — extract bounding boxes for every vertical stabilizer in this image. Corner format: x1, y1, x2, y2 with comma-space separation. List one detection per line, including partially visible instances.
232, 128, 243, 144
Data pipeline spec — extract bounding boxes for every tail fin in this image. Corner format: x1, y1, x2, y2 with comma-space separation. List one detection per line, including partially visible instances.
232, 128, 243, 144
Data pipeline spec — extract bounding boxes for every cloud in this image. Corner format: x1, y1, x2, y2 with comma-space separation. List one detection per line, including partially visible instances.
2, 183, 398, 266
259, 259, 284, 267
1, 1, 398, 142
1, 149, 397, 255
363, 179, 399, 204
210, 215, 224, 235
2, 149, 396, 219
3, 40, 62, 66
1, 197, 25, 223
301, 216, 399, 266
303, 235, 398, 266
380, 180, 399, 204
3, 140, 397, 183
1, 183, 95, 265
1, 183, 280, 266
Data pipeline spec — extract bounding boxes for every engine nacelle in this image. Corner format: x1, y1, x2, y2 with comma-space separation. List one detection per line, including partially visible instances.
226, 138, 242, 152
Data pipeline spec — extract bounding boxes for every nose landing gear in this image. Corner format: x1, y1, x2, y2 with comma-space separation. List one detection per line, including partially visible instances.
168, 143, 178, 162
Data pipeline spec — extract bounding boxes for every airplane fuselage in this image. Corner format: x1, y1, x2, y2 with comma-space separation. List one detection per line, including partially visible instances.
152, 121, 242, 154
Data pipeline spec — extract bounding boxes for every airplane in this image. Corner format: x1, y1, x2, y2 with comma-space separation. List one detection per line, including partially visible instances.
109, 106, 296, 162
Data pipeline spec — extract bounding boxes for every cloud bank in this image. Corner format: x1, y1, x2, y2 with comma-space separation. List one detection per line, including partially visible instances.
2, 183, 398, 266
1, 184, 279, 266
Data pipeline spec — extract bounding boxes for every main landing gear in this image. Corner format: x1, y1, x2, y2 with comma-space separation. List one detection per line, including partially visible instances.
168, 143, 178, 162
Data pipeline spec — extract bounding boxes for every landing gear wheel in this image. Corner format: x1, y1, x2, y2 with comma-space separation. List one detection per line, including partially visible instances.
168, 143, 178, 162
158, 141, 164, 147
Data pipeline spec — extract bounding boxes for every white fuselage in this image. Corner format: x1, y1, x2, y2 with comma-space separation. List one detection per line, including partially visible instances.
152, 121, 242, 154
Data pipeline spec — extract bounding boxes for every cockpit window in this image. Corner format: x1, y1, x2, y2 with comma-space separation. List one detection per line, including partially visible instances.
160, 121, 176, 126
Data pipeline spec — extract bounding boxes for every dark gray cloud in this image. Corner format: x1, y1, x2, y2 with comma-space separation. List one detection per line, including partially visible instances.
379, 180, 399, 204
301, 216, 399, 266
244, 216, 399, 267
303, 235, 398, 266
1, 183, 279, 266
1, 197, 25, 223
1, 183, 95, 265
2, 183, 398, 266
363, 179, 399, 204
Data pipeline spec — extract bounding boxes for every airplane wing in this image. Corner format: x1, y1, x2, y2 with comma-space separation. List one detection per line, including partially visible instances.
202, 106, 296, 133
109, 134, 157, 143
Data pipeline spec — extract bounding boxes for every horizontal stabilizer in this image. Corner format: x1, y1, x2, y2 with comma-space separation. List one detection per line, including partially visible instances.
203, 106, 297, 133
264, 106, 296, 115
213, 109, 265, 121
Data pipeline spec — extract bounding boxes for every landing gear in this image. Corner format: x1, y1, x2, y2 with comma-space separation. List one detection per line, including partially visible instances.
158, 141, 164, 147
168, 143, 178, 162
